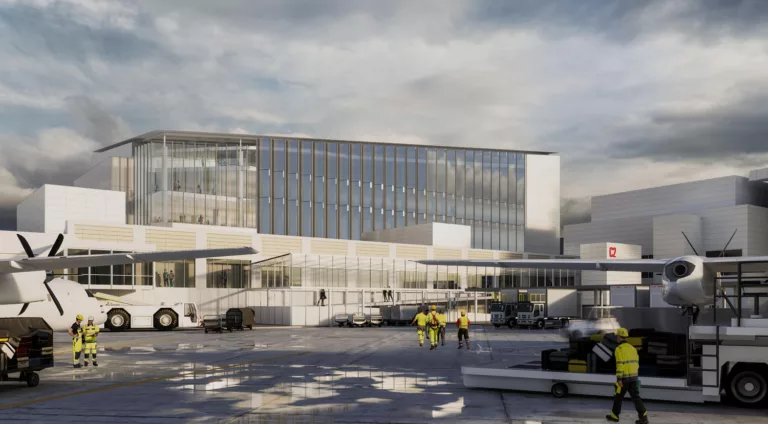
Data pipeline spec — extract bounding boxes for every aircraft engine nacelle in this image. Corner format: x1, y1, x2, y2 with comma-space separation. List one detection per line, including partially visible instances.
661, 256, 715, 307
0, 271, 48, 305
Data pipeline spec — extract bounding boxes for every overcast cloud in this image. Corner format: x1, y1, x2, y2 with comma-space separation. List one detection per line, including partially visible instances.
1, 0, 768, 230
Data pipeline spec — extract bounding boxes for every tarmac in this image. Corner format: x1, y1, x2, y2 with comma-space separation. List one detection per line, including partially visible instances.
0, 325, 766, 423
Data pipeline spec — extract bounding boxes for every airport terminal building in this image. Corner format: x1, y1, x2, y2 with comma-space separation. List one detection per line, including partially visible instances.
9, 131, 568, 324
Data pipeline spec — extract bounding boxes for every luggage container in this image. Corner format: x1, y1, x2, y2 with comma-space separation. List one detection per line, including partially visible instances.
0, 318, 54, 388
334, 313, 348, 327
369, 314, 383, 327
225, 308, 255, 331
203, 315, 228, 333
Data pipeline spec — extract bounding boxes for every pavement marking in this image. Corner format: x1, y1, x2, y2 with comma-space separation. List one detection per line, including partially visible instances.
52, 336, 182, 355
0, 351, 311, 410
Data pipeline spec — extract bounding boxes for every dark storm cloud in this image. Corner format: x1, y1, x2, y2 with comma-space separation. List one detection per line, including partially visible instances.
0, 2, 167, 64
561, 197, 591, 229
610, 92, 768, 162
469, 0, 768, 42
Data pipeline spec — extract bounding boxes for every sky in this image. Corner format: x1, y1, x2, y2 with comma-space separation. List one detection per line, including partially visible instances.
1, 0, 768, 230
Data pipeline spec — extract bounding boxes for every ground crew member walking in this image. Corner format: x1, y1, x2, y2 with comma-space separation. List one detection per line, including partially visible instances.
68, 314, 84, 368
428, 305, 440, 350
607, 328, 649, 423
83, 316, 99, 367
437, 309, 447, 346
410, 309, 430, 346
456, 310, 470, 349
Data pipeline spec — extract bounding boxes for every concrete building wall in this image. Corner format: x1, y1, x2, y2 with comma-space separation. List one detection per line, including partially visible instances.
17, 185, 126, 234
591, 176, 745, 222
652, 214, 703, 259
580, 242, 641, 286
524, 154, 560, 254
563, 216, 654, 257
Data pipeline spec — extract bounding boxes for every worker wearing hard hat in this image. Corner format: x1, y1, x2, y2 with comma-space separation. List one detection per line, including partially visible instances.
427, 305, 440, 350
437, 309, 447, 346
83, 316, 100, 367
68, 314, 84, 368
607, 328, 649, 423
456, 310, 470, 349
410, 308, 430, 347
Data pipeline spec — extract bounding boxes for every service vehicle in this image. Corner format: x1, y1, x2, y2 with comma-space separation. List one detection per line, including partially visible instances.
203, 315, 228, 333
97, 293, 200, 331
0, 317, 53, 388
515, 288, 578, 329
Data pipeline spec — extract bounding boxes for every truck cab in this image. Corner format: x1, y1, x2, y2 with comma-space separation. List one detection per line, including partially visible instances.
491, 302, 519, 328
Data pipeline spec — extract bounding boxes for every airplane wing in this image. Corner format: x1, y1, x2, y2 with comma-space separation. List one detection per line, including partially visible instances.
0, 247, 258, 274
416, 258, 667, 272
700, 256, 768, 273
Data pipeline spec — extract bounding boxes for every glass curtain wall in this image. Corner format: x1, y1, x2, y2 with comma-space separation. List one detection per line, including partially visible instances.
134, 135, 531, 250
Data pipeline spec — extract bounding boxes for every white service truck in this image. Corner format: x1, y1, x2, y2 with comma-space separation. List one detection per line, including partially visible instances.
515, 288, 578, 329
96, 294, 201, 331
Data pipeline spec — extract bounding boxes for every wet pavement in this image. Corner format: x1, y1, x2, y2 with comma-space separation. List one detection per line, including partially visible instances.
0, 325, 766, 423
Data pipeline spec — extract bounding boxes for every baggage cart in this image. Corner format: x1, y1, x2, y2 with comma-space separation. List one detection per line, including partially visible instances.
225, 308, 255, 331
203, 315, 228, 333
0, 318, 54, 388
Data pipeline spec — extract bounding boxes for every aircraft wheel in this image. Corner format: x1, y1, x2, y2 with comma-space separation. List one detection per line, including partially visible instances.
551, 382, 568, 398
26, 372, 40, 388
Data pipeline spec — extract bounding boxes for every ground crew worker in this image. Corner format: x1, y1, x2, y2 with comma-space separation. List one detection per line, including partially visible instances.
456, 310, 470, 349
427, 305, 440, 350
83, 316, 99, 367
410, 309, 430, 347
68, 314, 84, 368
437, 309, 447, 346
607, 328, 649, 423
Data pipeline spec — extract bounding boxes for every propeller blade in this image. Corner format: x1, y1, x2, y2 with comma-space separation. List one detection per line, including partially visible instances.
681, 231, 700, 256
19, 303, 29, 316
720, 229, 738, 257
48, 233, 64, 257
43, 278, 64, 316
17, 234, 35, 258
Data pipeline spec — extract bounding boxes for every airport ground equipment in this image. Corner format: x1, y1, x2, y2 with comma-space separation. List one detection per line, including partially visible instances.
225, 308, 255, 330
490, 302, 519, 328
369, 314, 383, 327
348, 313, 367, 328
515, 288, 578, 329
98, 293, 200, 331
334, 313, 348, 327
463, 261, 768, 407
0, 318, 54, 388
203, 315, 228, 333
381, 305, 420, 326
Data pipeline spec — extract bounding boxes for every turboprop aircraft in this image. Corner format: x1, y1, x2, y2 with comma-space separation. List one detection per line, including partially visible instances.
0, 233, 257, 330
418, 231, 768, 316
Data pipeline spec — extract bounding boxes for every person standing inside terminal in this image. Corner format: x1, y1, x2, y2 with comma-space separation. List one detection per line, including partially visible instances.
83, 316, 100, 367
410, 308, 429, 347
68, 314, 84, 368
456, 310, 470, 349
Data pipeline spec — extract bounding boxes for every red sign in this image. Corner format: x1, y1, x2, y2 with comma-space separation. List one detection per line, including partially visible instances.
608, 246, 617, 258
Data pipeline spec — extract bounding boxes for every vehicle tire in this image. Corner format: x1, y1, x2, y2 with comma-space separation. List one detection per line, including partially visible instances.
107, 310, 130, 332
26, 372, 40, 388
561, 319, 569, 328
494, 324, 501, 328
728, 369, 768, 407
572, 330, 584, 339
537, 320, 546, 330
551, 382, 568, 398
507, 319, 516, 329
205, 329, 209, 333
153, 309, 178, 331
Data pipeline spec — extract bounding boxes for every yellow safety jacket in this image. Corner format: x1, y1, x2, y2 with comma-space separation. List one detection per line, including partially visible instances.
458, 316, 469, 329
437, 313, 447, 327
615, 341, 640, 380
414, 313, 429, 327
84, 324, 99, 343
429, 312, 440, 328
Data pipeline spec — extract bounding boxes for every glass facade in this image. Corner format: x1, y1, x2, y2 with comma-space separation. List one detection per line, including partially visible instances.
133, 134, 535, 250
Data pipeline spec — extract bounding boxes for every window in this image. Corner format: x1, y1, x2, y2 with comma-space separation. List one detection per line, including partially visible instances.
314, 142, 325, 177
351, 144, 361, 181
273, 140, 285, 172
437, 148, 446, 193
374, 145, 384, 184
363, 145, 373, 182
417, 148, 427, 190
396, 146, 406, 187
339, 143, 349, 180
301, 141, 312, 175
427, 148, 437, 191
288, 200, 298, 236
407, 147, 417, 189
301, 201, 312, 236
641, 255, 655, 279
156, 260, 195, 288
288, 140, 299, 173
314, 202, 325, 237
327, 142, 337, 179
259, 139, 271, 169
465, 151, 474, 198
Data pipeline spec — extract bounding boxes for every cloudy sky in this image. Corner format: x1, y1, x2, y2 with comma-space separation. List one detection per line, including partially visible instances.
1, 0, 768, 230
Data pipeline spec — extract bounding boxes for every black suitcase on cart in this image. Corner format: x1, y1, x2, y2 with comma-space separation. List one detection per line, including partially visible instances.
0, 318, 54, 388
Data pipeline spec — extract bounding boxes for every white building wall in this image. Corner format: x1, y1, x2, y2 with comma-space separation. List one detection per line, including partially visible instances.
563, 216, 654, 257
524, 154, 560, 254
580, 242, 641, 286
361, 222, 471, 249
17, 185, 126, 234
591, 176, 744, 222
652, 214, 703, 259
747, 205, 768, 256
698, 206, 749, 255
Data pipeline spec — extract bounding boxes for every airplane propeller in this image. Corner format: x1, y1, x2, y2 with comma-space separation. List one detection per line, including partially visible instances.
16, 234, 65, 316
